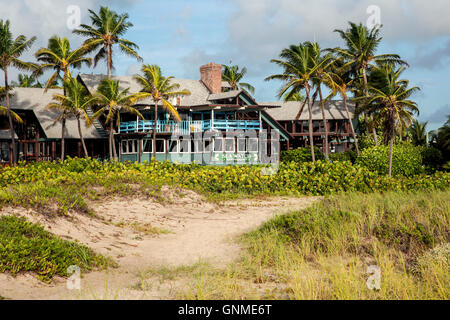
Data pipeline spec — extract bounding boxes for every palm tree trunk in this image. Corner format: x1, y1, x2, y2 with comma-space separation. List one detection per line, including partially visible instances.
77, 116, 88, 157
388, 134, 394, 177
343, 94, 360, 155
153, 102, 158, 160
305, 86, 315, 162
362, 67, 378, 146
112, 122, 117, 160
61, 116, 66, 160
4, 68, 16, 166
318, 86, 328, 160
109, 122, 113, 160
107, 44, 112, 79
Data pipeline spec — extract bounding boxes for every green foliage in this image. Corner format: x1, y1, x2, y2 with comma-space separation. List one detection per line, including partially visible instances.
356, 143, 423, 177
410, 120, 428, 146
243, 190, 449, 299
0, 215, 110, 282
419, 146, 444, 173
257, 191, 448, 255
0, 158, 448, 214
281, 147, 324, 163
329, 150, 357, 163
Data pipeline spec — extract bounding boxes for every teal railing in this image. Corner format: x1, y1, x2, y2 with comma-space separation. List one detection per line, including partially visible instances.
119, 119, 260, 134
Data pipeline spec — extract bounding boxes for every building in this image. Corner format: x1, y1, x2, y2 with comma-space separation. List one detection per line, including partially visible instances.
0, 87, 108, 164
77, 62, 291, 165
0, 62, 357, 165
260, 100, 358, 153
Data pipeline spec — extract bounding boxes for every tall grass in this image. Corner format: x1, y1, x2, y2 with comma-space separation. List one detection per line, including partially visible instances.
178, 191, 449, 299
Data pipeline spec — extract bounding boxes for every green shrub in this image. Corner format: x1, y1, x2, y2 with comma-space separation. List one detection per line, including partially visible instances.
281, 147, 324, 163
356, 143, 423, 177
329, 150, 357, 163
419, 147, 444, 173
358, 133, 382, 150
0, 158, 448, 211
0, 215, 111, 282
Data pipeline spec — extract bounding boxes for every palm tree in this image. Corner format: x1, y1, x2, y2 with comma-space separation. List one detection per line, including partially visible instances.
35, 36, 92, 160
328, 58, 360, 155
47, 78, 96, 157
73, 6, 142, 78
222, 62, 255, 94
35, 36, 92, 91
0, 105, 22, 121
265, 43, 329, 161
0, 19, 36, 165
11, 73, 42, 88
331, 22, 407, 146
307, 41, 336, 159
0, 85, 21, 124
355, 65, 419, 177
134, 64, 191, 160
93, 78, 144, 160
282, 90, 305, 102
410, 120, 428, 146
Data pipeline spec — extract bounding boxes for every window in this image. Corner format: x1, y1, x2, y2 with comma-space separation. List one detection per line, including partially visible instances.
155, 139, 165, 153
224, 138, 235, 153
169, 140, 178, 153
179, 138, 190, 153
247, 138, 258, 153
191, 140, 203, 153
213, 138, 223, 152
203, 139, 212, 152
237, 139, 246, 153
0, 142, 9, 162
143, 140, 152, 153
143, 139, 165, 153
122, 139, 138, 154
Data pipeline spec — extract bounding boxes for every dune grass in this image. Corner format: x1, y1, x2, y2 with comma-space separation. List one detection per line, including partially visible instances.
175, 190, 449, 299
0, 215, 114, 282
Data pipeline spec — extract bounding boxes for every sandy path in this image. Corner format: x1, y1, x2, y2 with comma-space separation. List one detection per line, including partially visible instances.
0, 188, 317, 299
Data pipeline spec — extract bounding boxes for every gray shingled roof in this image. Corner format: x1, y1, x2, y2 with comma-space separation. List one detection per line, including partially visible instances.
9, 87, 104, 139
79, 74, 211, 107
208, 90, 241, 101
0, 130, 17, 140
221, 81, 232, 89
260, 100, 355, 121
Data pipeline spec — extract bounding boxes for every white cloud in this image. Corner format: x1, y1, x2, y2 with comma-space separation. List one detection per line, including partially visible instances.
225, 0, 450, 68
0, 0, 141, 84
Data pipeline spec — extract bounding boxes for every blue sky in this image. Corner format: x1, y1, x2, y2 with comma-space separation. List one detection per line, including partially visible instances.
1, 0, 449, 130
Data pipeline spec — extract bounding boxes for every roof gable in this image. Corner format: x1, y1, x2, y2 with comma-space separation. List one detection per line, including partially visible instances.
9, 87, 104, 139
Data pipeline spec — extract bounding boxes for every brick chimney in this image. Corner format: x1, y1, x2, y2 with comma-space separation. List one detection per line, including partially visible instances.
200, 62, 222, 94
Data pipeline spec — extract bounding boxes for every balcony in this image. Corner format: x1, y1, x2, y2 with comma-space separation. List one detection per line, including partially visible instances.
119, 120, 261, 134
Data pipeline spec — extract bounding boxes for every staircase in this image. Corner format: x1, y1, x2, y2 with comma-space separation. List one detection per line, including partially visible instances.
86, 107, 109, 138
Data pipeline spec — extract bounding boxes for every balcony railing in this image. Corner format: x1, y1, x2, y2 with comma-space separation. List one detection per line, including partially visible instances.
119, 119, 261, 134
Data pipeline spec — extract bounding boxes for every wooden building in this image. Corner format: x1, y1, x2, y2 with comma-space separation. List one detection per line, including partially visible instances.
0, 87, 108, 164
260, 100, 358, 153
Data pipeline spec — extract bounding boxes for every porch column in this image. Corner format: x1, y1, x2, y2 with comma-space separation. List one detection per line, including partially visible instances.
259, 110, 262, 131
52, 141, 56, 160
138, 138, 142, 163
9, 142, 12, 165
